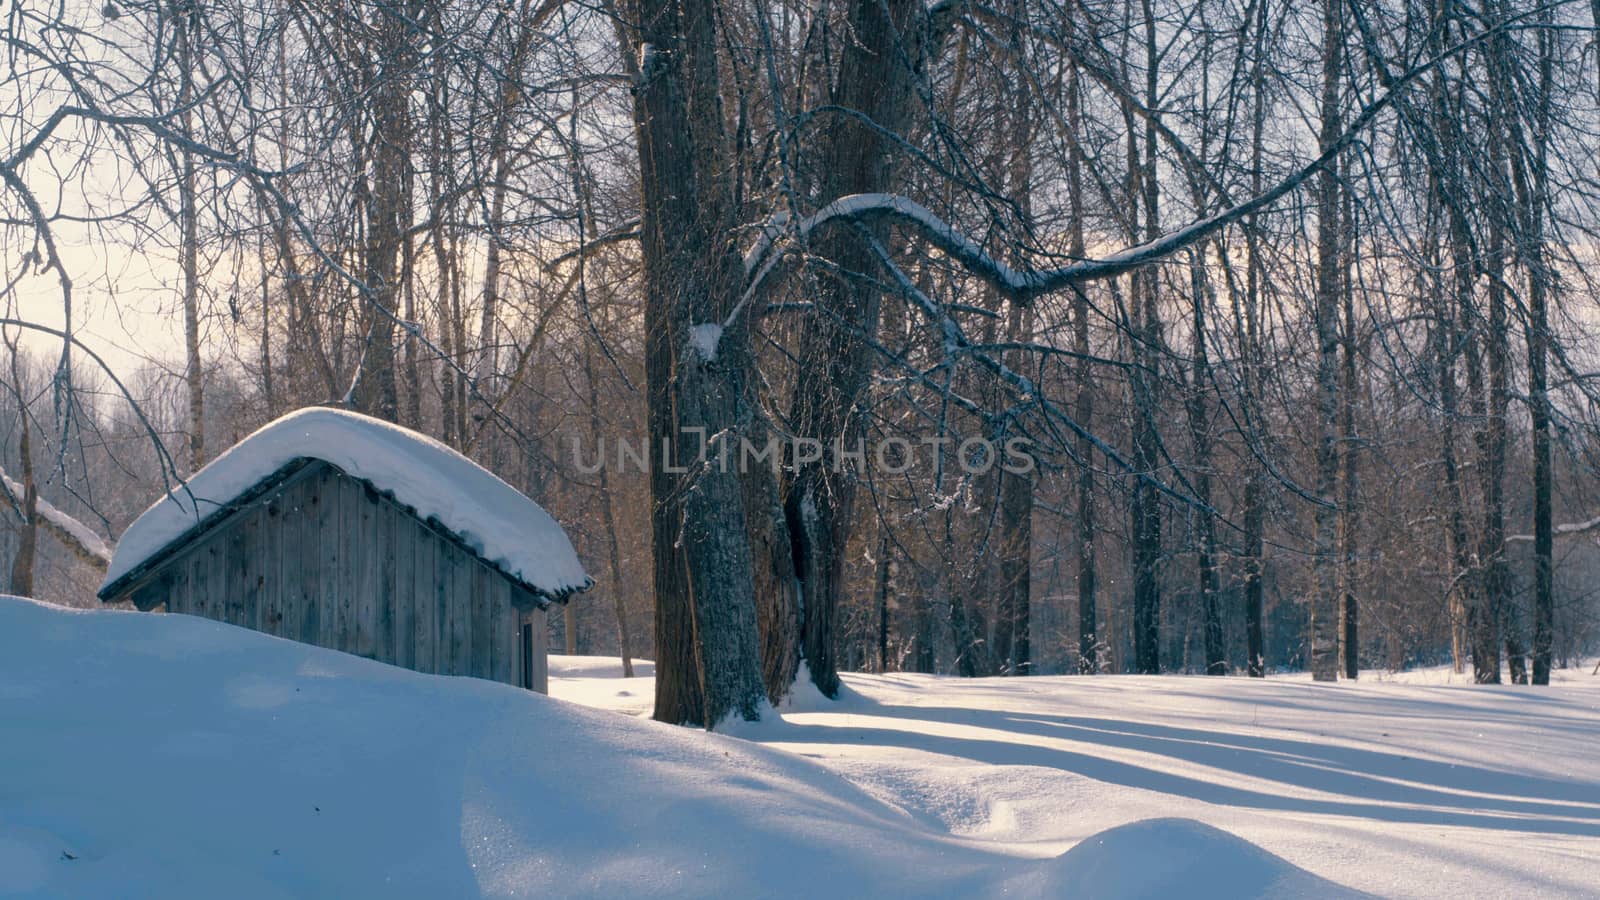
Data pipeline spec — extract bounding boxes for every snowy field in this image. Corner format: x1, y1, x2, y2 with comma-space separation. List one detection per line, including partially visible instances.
3, 597, 1596, 898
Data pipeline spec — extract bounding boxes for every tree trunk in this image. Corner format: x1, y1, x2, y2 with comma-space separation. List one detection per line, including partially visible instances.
783, 0, 926, 699
1338, 187, 1360, 680
1074, 313, 1099, 674
350, 4, 412, 422
1188, 252, 1224, 676
1437, 233, 1478, 680
584, 343, 635, 677
997, 342, 1034, 675
7, 412, 37, 597
177, 6, 204, 469
631, 0, 766, 726
1241, 0, 1270, 679
1528, 18, 1555, 687
745, 419, 799, 702
995, 54, 1035, 677
476, 32, 531, 416
874, 529, 892, 672
255, 229, 276, 419
1470, 84, 1514, 684
912, 584, 935, 674
400, 215, 421, 429
1064, 29, 1099, 676
1308, 0, 1342, 682
1130, 0, 1163, 675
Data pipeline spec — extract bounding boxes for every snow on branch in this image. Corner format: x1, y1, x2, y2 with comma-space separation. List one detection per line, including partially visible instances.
743, 155, 1320, 302
0, 467, 112, 571
857, 232, 1229, 521
742, 17, 1514, 304
1506, 515, 1600, 544
688, 323, 724, 362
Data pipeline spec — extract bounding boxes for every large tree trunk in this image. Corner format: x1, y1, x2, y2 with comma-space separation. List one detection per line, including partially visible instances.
644, 292, 699, 721
783, 0, 926, 698
632, 0, 766, 726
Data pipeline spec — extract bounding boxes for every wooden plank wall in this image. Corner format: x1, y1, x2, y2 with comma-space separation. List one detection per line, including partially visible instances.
126, 461, 549, 692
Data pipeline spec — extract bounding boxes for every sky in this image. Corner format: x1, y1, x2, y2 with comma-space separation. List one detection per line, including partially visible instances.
4, 0, 190, 384
12, 238, 187, 383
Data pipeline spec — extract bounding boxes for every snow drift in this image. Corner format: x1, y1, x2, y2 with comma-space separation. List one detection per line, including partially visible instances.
0, 597, 1361, 899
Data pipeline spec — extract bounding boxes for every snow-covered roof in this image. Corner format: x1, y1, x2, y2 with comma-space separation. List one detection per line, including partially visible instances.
99, 407, 591, 600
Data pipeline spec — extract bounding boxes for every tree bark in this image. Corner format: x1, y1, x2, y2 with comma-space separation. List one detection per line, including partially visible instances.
994, 44, 1035, 677
745, 418, 799, 702
631, 0, 766, 725
1188, 252, 1224, 675
1338, 188, 1361, 680
1528, 21, 1555, 686
255, 228, 276, 419
6, 410, 37, 597
874, 529, 892, 672
1309, 0, 1343, 682
350, 2, 413, 422
1469, 61, 1515, 683
783, 0, 926, 698
1130, 0, 1163, 675
997, 316, 1035, 675
1059, 18, 1099, 675
475, 13, 538, 419
584, 343, 635, 677
1241, 0, 1270, 678
176, 4, 204, 469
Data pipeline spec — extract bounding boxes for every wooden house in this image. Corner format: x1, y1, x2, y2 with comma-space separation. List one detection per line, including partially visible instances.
97, 408, 591, 693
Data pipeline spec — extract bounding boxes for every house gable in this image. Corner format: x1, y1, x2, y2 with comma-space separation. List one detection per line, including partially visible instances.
104, 461, 548, 690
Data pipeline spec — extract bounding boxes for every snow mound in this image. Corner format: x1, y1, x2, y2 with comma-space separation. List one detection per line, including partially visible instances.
99, 407, 590, 600
0, 596, 1079, 898
1006, 817, 1369, 899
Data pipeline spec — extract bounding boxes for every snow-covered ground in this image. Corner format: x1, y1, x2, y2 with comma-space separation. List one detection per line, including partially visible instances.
3, 597, 1595, 898
554, 655, 1600, 898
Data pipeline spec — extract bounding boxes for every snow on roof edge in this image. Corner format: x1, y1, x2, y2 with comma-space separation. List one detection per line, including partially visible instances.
99, 407, 591, 600
1, 467, 113, 563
